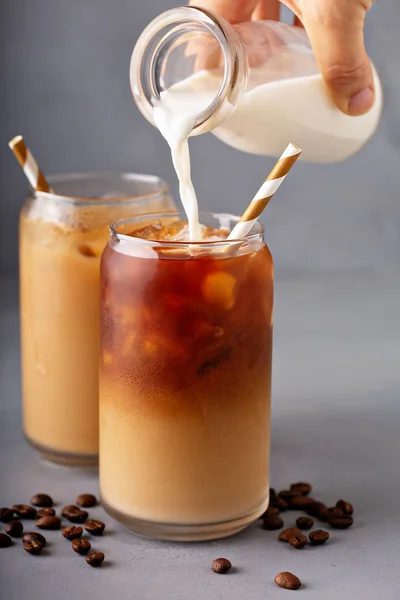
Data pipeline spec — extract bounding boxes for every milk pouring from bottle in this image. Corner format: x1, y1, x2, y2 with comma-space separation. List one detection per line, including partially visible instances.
130, 6, 382, 165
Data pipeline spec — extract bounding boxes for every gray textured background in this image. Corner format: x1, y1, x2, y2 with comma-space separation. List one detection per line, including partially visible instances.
1, 0, 399, 276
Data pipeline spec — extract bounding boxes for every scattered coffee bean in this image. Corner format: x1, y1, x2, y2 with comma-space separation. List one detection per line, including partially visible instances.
37, 508, 56, 518
269, 488, 278, 502
288, 534, 308, 549
61, 505, 88, 523
305, 501, 328, 520
296, 516, 314, 530
328, 515, 354, 529
36, 516, 61, 530
328, 505, 343, 514
326, 507, 343, 521
62, 526, 83, 540
288, 496, 317, 510
266, 506, 280, 516
274, 572, 301, 590
86, 552, 105, 567
5, 520, 23, 537
212, 558, 232, 574
76, 494, 97, 508
278, 527, 302, 542
336, 499, 353, 516
23, 532, 47, 547
290, 482, 312, 496
309, 529, 330, 545
262, 515, 284, 530
0, 533, 12, 548
271, 497, 288, 512
30, 494, 53, 508
12, 504, 37, 519
24, 539, 43, 555
72, 538, 91, 555
278, 489, 302, 502
259, 506, 280, 519
0, 508, 15, 523
84, 520, 105, 536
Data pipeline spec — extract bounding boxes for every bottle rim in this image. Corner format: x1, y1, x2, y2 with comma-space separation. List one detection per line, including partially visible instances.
130, 6, 248, 136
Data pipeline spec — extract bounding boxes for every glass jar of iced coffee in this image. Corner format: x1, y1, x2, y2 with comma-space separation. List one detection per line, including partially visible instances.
100, 212, 273, 541
20, 172, 174, 465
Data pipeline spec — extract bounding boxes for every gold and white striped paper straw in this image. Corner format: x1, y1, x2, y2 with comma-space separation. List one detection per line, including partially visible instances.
228, 143, 302, 240
8, 135, 53, 193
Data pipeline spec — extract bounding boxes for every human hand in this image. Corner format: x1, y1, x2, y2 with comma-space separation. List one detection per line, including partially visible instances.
189, 0, 376, 116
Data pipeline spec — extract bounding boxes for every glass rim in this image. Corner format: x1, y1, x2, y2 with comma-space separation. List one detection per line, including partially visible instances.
29, 171, 170, 206
110, 211, 264, 247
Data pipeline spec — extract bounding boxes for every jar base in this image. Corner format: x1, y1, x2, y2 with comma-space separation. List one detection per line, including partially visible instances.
25, 434, 99, 467
101, 496, 268, 542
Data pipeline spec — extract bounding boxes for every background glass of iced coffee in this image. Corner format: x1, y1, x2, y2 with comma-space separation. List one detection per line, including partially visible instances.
100, 212, 273, 541
20, 172, 173, 465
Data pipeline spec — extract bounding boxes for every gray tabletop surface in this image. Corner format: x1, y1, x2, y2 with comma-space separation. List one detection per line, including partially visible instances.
1, 274, 400, 600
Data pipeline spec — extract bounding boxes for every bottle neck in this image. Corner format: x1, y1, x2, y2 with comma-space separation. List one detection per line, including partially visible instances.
130, 6, 248, 135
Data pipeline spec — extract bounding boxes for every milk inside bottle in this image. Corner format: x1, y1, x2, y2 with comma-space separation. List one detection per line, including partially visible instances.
130, 6, 383, 165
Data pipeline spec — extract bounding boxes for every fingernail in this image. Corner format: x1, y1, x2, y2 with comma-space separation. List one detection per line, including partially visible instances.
348, 87, 375, 116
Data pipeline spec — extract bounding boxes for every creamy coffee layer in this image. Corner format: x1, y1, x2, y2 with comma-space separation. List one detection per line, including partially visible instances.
20, 213, 108, 455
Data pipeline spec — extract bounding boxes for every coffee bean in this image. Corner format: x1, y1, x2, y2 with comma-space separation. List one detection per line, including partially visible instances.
0, 533, 12, 548
266, 506, 280, 516
37, 508, 56, 518
262, 515, 284, 530
84, 520, 105, 536
296, 516, 314, 530
61, 505, 77, 517
288, 496, 317, 510
278, 527, 302, 542
305, 501, 328, 520
288, 534, 308, 549
269, 488, 278, 502
72, 538, 91, 555
271, 497, 288, 512
86, 552, 105, 567
327, 506, 343, 515
12, 504, 37, 519
328, 515, 354, 529
278, 489, 302, 502
76, 494, 97, 508
30, 494, 53, 508
36, 516, 61, 530
211, 558, 232, 574
24, 539, 43, 555
336, 499, 353, 516
0, 508, 15, 523
5, 520, 23, 537
23, 532, 47, 547
290, 482, 312, 496
309, 529, 330, 545
62, 526, 83, 540
259, 506, 280, 519
274, 572, 301, 590
61, 505, 88, 523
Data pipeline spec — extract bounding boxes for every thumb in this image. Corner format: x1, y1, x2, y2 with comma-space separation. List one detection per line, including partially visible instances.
301, 0, 375, 116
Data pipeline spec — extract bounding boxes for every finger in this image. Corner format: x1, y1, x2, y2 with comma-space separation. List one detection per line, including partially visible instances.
252, 0, 280, 21
189, 0, 259, 23
302, 0, 375, 115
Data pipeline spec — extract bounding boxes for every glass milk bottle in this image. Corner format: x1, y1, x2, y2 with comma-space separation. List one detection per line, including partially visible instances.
130, 6, 382, 163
